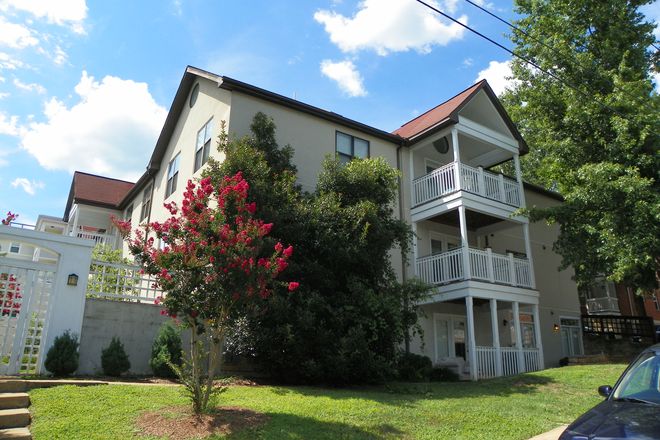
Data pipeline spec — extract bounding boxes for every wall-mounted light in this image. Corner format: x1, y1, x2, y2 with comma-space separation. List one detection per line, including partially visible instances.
553, 323, 560, 333
67, 273, 79, 286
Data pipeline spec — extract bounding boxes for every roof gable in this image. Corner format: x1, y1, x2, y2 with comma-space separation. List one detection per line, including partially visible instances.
393, 80, 528, 153
63, 172, 134, 221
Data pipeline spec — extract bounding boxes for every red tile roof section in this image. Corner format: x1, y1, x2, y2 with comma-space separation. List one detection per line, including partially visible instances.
72, 172, 134, 207
393, 80, 484, 139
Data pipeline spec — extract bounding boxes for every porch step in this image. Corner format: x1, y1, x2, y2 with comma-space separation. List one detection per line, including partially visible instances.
0, 383, 25, 394
0, 395, 29, 410
0, 427, 31, 440
0, 409, 30, 430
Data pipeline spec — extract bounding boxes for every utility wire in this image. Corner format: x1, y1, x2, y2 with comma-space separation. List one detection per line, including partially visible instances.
413, 0, 656, 128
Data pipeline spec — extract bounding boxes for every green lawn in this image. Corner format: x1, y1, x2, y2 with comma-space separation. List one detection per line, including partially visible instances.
28, 364, 626, 440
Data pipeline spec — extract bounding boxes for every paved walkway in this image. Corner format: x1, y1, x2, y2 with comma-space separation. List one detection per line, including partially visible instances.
528, 425, 568, 440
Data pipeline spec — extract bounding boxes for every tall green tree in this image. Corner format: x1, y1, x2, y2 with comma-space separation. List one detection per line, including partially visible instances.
204, 113, 428, 384
502, 0, 660, 291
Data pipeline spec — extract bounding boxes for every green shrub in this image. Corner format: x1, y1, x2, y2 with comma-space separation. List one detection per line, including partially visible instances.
44, 331, 79, 377
150, 322, 182, 378
430, 366, 459, 382
101, 337, 131, 377
396, 353, 432, 382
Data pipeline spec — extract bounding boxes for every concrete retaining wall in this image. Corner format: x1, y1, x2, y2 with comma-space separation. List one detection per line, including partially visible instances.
78, 298, 176, 375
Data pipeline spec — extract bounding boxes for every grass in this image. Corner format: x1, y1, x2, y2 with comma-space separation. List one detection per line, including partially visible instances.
28, 364, 626, 440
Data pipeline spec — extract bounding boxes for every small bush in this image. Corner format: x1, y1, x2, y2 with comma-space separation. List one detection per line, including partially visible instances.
44, 331, 79, 377
396, 352, 432, 382
101, 337, 131, 377
430, 367, 459, 382
150, 322, 182, 378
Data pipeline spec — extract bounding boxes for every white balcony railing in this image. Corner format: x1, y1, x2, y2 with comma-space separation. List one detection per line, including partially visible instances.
416, 247, 534, 288
69, 226, 117, 247
586, 297, 620, 314
412, 162, 522, 208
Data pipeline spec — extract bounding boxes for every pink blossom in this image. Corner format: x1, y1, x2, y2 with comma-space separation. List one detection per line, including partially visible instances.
288, 282, 300, 292
283, 245, 294, 258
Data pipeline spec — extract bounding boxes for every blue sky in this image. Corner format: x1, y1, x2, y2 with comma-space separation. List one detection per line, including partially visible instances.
0, 0, 658, 225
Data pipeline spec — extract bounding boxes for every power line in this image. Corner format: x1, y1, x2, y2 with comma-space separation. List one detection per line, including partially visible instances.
413, 0, 656, 129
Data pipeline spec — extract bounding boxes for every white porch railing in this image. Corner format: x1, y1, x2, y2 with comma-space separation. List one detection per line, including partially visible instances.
416, 247, 534, 288
476, 346, 541, 379
586, 297, 620, 314
412, 161, 522, 208
70, 227, 118, 247
87, 260, 163, 302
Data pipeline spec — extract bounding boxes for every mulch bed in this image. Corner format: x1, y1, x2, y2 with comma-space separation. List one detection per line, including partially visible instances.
136, 405, 269, 439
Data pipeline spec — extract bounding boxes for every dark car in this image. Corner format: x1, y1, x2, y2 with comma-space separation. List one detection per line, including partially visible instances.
559, 344, 660, 440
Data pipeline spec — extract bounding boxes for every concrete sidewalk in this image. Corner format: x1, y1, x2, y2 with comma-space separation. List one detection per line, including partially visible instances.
528, 425, 568, 440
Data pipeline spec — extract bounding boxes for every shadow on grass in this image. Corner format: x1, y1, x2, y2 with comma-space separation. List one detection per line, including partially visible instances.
225, 412, 401, 440
265, 371, 557, 407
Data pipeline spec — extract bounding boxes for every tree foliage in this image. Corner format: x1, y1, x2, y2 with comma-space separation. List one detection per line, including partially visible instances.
502, 0, 660, 291
205, 112, 429, 385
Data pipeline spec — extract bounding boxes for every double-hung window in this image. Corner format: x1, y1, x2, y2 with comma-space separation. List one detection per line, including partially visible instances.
166, 153, 180, 198
124, 204, 133, 222
140, 184, 152, 222
336, 131, 369, 164
9, 242, 20, 254
194, 118, 213, 172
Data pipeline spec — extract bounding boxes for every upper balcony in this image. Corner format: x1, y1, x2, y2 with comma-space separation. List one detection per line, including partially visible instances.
412, 161, 522, 208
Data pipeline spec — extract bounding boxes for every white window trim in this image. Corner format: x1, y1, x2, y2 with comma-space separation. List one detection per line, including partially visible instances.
559, 315, 584, 356
424, 158, 443, 173
9, 242, 20, 253
194, 118, 213, 172
432, 312, 468, 364
166, 153, 180, 199
429, 231, 460, 254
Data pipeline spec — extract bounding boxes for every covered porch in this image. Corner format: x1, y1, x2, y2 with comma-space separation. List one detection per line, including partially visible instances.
416, 292, 544, 380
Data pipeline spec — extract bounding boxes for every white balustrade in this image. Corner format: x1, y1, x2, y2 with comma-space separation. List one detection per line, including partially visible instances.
475, 347, 541, 379
417, 247, 534, 288
475, 346, 498, 379
500, 347, 520, 376
523, 348, 541, 372
586, 297, 620, 314
412, 162, 457, 206
71, 227, 117, 247
412, 161, 522, 207
87, 260, 164, 302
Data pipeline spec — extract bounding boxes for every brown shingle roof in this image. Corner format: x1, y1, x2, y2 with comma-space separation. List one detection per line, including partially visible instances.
63, 172, 134, 221
393, 81, 483, 139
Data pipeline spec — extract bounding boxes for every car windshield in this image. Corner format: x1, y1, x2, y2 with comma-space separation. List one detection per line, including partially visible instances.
612, 351, 660, 404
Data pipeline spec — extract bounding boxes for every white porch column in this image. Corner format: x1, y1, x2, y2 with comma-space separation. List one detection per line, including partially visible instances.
532, 304, 545, 370
458, 206, 471, 280
466, 296, 478, 381
412, 222, 419, 277
512, 301, 525, 373
513, 154, 526, 208
451, 128, 461, 191
70, 204, 80, 237
522, 223, 536, 288
490, 298, 502, 377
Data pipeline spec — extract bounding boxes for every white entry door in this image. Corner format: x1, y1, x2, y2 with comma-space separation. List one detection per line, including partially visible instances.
434, 314, 467, 363
560, 317, 583, 357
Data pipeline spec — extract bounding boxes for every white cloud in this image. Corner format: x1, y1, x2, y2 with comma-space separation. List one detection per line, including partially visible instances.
314, 0, 466, 56
0, 112, 18, 136
0, 17, 38, 49
0, 92, 9, 99
0, 0, 87, 33
320, 59, 367, 97
475, 60, 518, 95
10, 177, 44, 195
20, 71, 167, 181
13, 78, 46, 94
0, 52, 25, 70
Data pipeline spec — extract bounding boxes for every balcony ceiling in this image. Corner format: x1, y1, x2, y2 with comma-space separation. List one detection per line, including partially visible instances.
429, 209, 504, 230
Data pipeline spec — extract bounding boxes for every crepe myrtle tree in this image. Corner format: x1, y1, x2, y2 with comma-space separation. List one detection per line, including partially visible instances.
114, 172, 297, 413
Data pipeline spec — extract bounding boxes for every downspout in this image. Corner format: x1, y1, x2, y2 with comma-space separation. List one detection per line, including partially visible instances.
396, 141, 411, 353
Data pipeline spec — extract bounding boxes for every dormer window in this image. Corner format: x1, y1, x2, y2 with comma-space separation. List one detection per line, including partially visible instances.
194, 118, 213, 172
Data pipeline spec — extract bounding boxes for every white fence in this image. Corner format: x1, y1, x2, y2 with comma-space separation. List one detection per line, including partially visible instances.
475, 346, 541, 379
87, 260, 163, 302
417, 247, 534, 288
412, 162, 522, 208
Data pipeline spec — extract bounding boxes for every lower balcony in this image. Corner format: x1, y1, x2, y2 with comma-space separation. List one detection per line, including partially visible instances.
416, 247, 534, 289
586, 297, 620, 315
68, 226, 119, 248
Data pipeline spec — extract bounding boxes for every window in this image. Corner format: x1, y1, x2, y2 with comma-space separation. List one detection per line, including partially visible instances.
124, 204, 133, 222
166, 153, 180, 198
194, 118, 213, 172
9, 243, 20, 253
140, 184, 152, 222
652, 294, 660, 312
336, 131, 369, 164
189, 83, 199, 108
